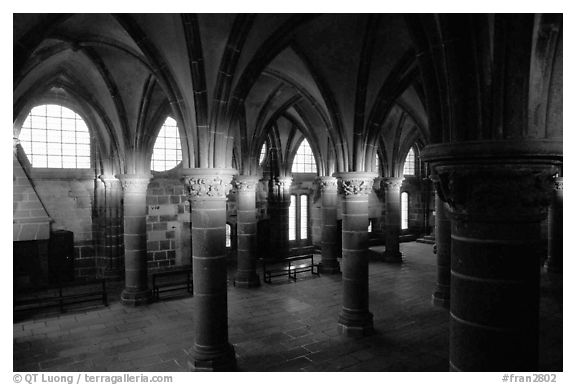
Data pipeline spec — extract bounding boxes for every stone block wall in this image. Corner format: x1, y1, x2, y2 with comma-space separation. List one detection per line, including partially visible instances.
146, 177, 190, 270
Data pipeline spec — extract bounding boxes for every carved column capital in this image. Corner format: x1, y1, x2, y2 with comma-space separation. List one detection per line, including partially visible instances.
180, 168, 235, 201
13, 137, 20, 153
553, 176, 563, 191
273, 176, 292, 189
433, 164, 556, 220
317, 176, 338, 193
99, 174, 121, 189
233, 175, 260, 193
335, 172, 378, 197
381, 177, 404, 191
116, 174, 152, 193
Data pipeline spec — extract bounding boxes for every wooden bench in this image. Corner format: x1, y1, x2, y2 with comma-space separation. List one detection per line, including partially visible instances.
14, 279, 108, 314
262, 255, 319, 283
151, 269, 193, 300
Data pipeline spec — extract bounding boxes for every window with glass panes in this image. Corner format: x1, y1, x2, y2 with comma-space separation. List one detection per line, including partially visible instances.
226, 223, 231, 248
288, 194, 310, 242
259, 142, 267, 165
151, 117, 182, 172
289, 195, 297, 241
403, 148, 415, 176
291, 138, 317, 173
19, 104, 91, 168
401, 192, 409, 230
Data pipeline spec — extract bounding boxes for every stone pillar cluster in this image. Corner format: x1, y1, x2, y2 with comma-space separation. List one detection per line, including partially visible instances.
182, 169, 236, 371
546, 176, 563, 274
99, 175, 124, 280
423, 142, 560, 372
117, 174, 152, 306
382, 177, 403, 263
336, 172, 377, 336
233, 175, 261, 287
318, 176, 340, 274
267, 176, 292, 260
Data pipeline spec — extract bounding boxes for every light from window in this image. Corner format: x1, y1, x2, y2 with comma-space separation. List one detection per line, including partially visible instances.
374, 153, 380, 173
291, 138, 317, 173
403, 148, 415, 176
300, 195, 308, 240
19, 104, 91, 168
259, 142, 267, 165
226, 223, 231, 248
368, 219, 373, 233
151, 117, 182, 171
401, 192, 409, 230
289, 195, 297, 241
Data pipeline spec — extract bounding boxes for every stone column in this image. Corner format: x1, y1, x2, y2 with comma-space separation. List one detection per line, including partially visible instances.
99, 175, 123, 280
336, 172, 377, 336
423, 142, 560, 371
233, 175, 261, 287
431, 181, 451, 308
182, 169, 236, 371
267, 176, 292, 260
382, 177, 404, 263
545, 176, 563, 273
318, 176, 340, 273
117, 174, 152, 306
371, 177, 386, 244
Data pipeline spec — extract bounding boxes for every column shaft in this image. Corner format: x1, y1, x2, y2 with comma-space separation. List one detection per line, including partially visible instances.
432, 190, 451, 308
336, 172, 377, 336
383, 177, 403, 263
545, 177, 563, 273
267, 177, 292, 260
234, 175, 261, 287
183, 170, 236, 371
423, 142, 560, 371
319, 176, 340, 273
117, 174, 152, 306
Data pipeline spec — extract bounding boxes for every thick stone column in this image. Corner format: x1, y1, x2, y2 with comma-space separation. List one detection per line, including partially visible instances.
431, 183, 451, 308
182, 169, 236, 371
545, 176, 563, 273
267, 176, 292, 260
99, 175, 123, 280
318, 176, 340, 274
382, 177, 404, 263
233, 175, 261, 287
423, 141, 560, 372
117, 174, 152, 306
336, 172, 377, 336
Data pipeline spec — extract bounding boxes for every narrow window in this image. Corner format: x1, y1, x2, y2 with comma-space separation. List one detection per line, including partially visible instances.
151, 117, 182, 172
368, 219, 373, 233
291, 138, 317, 173
289, 195, 297, 241
225, 223, 231, 248
401, 192, 409, 230
300, 195, 308, 240
259, 142, 267, 165
19, 104, 91, 168
403, 148, 415, 176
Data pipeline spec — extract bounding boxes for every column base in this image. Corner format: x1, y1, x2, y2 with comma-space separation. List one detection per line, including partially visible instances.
432, 290, 450, 309
319, 260, 341, 274
383, 250, 403, 263
233, 272, 261, 288
188, 343, 237, 371
120, 288, 152, 306
337, 310, 374, 337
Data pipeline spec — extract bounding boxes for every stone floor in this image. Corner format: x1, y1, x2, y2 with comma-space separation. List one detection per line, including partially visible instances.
13, 242, 563, 372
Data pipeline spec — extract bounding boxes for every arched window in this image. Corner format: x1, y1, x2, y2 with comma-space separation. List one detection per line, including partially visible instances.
401, 192, 409, 230
259, 142, 267, 165
403, 148, 415, 176
291, 138, 317, 173
225, 223, 232, 248
18, 104, 91, 168
151, 117, 182, 172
